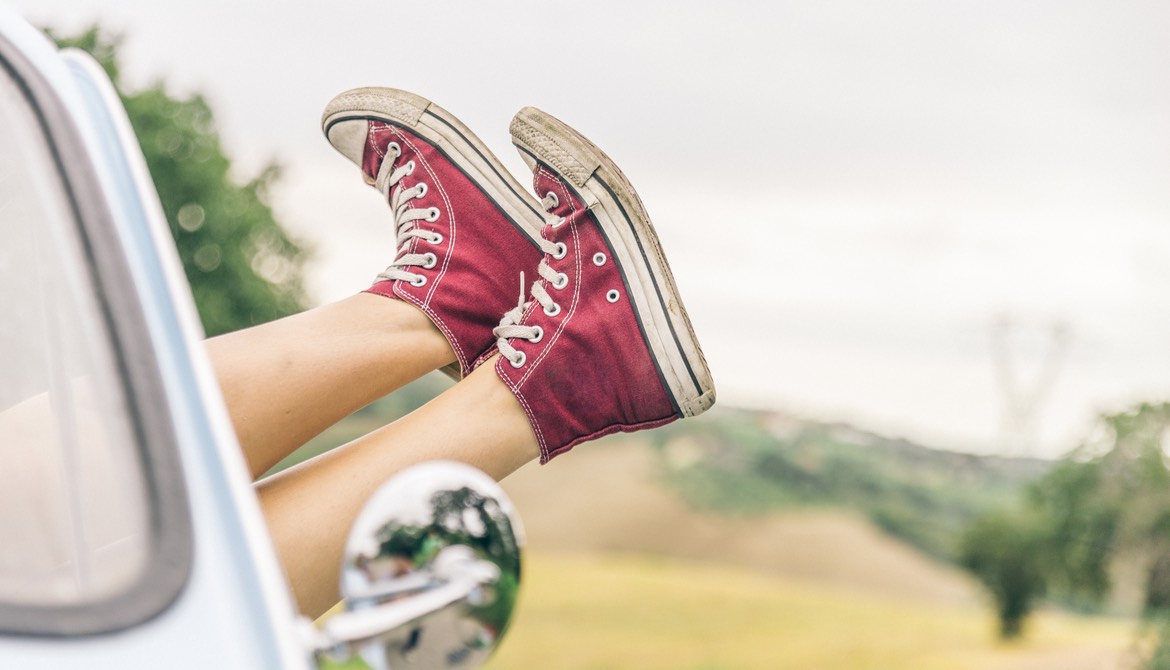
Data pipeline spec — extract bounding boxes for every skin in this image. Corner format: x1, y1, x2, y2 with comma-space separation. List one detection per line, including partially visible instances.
206, 293, 539, 616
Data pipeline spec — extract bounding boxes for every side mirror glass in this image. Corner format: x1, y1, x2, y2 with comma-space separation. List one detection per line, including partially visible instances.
315, 461, 523, 670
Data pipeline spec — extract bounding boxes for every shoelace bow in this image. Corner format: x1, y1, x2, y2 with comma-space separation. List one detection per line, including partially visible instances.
374, 142, 441, 287
494, 192, 571, 368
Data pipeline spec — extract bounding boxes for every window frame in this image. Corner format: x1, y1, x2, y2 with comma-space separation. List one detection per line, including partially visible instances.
0, 32, 193, 637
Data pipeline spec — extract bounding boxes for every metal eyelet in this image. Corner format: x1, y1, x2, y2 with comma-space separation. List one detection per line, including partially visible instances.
410, 275, 427, 287
426, 207, 441, 222
404, 160, 416, 175
415, 181, 428, 198
593, 252, 607, 266
544, 302, 562, 317
422, 252, 438, 269
552, 242, 567, 260
551, 216, 567, 229
386, 142, 401, 158
545, 191, 559, 208
606, 289, 620, 303
552, 272, 568, 290
529, 326, 544, 343
509, 351, 527, 368
429, 232, 444, 245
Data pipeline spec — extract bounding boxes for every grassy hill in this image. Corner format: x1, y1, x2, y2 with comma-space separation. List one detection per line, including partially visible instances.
647, 407, 1051, 561
502, 437, 980, 606
274, 389, 1051, 567
305, 396, 1137, 669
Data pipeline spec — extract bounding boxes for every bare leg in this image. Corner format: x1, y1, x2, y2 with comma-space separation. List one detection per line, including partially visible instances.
254, 356, 538, 617
206, 293, 455, 477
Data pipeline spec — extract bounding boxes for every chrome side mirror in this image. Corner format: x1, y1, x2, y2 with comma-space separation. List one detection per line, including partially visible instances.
314, 462, 523, 670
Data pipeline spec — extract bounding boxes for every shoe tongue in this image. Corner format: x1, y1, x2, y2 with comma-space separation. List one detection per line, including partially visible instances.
513, 137, 568, 206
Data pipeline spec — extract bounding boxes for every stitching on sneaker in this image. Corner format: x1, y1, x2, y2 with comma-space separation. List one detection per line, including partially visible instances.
543, 414, 676, 463
371, 127, 443, 288
497, 361, 549, 460
370, 121, 394, 160
517, 175, 581, 388
394, 128, 456, 305
371, 127, 466, 371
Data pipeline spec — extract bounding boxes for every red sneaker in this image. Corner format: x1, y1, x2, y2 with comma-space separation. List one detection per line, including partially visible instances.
493, 107, 716, 462
322, 88, 545, 377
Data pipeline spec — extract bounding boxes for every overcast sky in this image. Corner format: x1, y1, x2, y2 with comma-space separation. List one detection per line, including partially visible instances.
11, 0, 1170, 456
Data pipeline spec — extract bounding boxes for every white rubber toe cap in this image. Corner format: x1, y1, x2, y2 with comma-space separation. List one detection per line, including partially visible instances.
324, 118, 369, 166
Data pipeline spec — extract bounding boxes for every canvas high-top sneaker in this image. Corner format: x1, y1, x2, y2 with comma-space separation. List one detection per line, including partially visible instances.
492, 107, 716, 462
322, 87, 545, 377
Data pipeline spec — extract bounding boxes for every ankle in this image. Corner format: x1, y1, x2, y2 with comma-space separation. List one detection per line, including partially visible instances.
390, 357, 540, 478
348, 293, 456, 370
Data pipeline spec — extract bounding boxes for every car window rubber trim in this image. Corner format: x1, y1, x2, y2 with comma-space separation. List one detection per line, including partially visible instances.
0, 31, 193, 638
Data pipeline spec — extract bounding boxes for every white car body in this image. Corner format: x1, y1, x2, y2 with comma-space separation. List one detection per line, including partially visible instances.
0, 6, 314, 668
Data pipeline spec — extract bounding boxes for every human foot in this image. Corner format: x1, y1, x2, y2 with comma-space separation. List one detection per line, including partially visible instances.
322, 88, 545, 377
492, 107, 715, 462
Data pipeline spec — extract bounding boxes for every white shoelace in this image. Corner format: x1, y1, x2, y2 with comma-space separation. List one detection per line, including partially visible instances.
373, 142, 442, 287
494, 193, 571, 368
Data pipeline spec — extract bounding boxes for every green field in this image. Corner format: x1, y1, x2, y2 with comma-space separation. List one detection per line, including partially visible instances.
302, 402, 1144, 669
484, 552, 1135, 670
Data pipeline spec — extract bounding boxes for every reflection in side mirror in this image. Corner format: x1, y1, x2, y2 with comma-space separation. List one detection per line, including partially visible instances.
315, 461, 524, 670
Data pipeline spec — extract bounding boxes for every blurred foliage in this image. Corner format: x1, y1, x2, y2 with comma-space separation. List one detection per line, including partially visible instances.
648, 407, 1048, 562
648, 402, 1170, 647
1142, 615, 1170, 670
48, 26, 309, 336
960, 402, 1170, 648
959, 510, 1047, 638
1026, 457, 1120, 610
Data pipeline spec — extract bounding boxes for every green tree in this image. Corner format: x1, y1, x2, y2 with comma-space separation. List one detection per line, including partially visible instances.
49, 27, 309, 336
1056, 404, 1170, 612
960, 402, 1170, 649
1025, 459, 1119, 610
959, 510, 1047, 638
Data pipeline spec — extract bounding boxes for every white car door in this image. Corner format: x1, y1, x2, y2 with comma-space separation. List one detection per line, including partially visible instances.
0, 7, 312, 668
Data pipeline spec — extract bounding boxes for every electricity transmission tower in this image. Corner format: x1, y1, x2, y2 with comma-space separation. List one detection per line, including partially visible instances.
989, 316, 1069, 456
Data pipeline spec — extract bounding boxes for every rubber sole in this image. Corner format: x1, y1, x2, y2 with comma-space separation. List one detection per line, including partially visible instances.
510, 107, 716, 418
